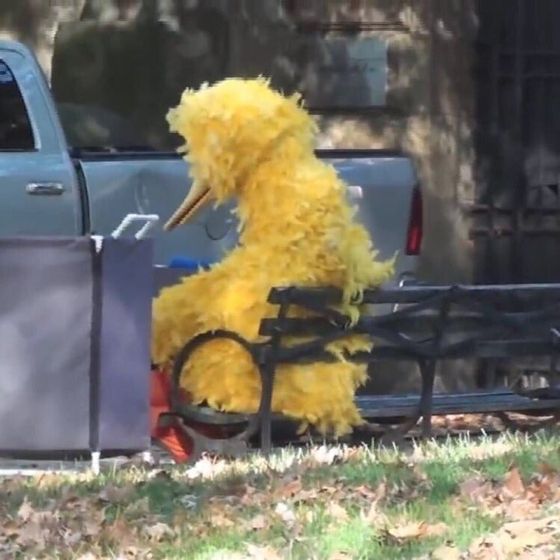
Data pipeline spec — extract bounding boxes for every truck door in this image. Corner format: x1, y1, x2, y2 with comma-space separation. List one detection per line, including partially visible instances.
0, 46, 81, 236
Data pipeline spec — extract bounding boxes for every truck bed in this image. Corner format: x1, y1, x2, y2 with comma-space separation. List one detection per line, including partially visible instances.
77, 149, 419, 278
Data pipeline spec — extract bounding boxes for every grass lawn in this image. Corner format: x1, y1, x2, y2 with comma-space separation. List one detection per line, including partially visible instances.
2, 431, 560, 559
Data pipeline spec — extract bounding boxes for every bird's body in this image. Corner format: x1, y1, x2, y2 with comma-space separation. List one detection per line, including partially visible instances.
152, 78, 393, 436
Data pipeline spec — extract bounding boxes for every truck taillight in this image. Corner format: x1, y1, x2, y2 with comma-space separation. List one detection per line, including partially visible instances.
406, 187, 423, 255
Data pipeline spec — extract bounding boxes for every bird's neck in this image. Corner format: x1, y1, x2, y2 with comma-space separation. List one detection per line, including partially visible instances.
235, 149, 341, 249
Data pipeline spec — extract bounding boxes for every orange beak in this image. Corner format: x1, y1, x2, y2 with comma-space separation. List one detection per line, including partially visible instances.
164, 181, 211, 231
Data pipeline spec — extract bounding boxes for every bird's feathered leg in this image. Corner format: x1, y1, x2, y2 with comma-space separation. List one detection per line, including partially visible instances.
152, 273, 209, 368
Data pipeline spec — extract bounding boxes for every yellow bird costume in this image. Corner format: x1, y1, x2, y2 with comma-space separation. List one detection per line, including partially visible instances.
151, 77, 394, 436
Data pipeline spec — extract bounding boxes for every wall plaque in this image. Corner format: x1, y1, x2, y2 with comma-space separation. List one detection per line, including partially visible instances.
300, 36, 388, 109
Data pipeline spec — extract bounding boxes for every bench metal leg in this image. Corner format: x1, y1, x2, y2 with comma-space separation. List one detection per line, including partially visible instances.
379, 413, 423, 445
419, 360, 436, 438
378, 359, 437, 444
258, 364, 275, 455
256, 302, 287, 457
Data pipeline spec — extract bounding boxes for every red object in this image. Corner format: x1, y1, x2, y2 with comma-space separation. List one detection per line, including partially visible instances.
150, 368, 192, 463
406, 186, 423, 255
150, 368, 233, 463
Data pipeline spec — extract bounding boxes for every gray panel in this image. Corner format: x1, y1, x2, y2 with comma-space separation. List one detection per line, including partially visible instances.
153, 266, 190, 296
0, 238, 93, 451
96, 238, 153, 451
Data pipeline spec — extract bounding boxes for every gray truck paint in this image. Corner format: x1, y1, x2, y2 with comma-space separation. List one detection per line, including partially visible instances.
0, 40, 420, 286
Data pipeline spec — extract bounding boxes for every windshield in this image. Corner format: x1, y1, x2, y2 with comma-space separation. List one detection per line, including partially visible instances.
50, 11, 228, 152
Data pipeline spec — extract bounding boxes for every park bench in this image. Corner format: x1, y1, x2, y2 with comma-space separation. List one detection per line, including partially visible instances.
158, 283, 560, 461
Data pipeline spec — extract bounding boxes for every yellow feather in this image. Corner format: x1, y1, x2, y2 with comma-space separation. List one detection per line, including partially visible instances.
152, 78, 394, 436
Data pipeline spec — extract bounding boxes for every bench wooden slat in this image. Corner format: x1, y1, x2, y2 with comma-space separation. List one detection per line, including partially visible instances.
270, 341, 560, 365
356, 391, 560, 418
475, 340, 560, 357
168, 390, 560, 427
268, 284, 560, 306
258, 315, 488, 337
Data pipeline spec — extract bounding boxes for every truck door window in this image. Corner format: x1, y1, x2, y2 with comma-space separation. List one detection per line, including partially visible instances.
0, 60, 35, 151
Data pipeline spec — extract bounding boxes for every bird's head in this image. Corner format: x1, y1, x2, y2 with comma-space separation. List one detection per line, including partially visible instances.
164, 77, 316, 230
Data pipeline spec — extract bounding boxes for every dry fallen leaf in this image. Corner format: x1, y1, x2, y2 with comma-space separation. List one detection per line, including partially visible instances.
383, 520, 448, 543
527, 476, 555, 503
17, 498, 34, 522
469, 517, 559, 558
502, 467, 525, 498
17, 519, 47, 547
117, 544, 152, 559
125, 496, 151, 517
144, 522, 174, 542
432, 544, 461, 560
319, 485, 340, 497
275, 502, 296, 526
504, 530, 550, 554
538, 462, 558, 476
504, 498, 539, 521
275, 478, 303, 499
503, 517, 555, 535
329, 552, 353, 560
293, 488, 319, 503
355, 481, 387, 503
248, 514, 268, 531
326, 502, 349, 522
103, 517, 138, 549
362, 502, 384, 526
425, 522, 449, 537
384, 521, 426, 542
98, 484, 135, 504
342, 446, 366, 463
468, 536, 501, 560
75, 554, 98, 560
459, 477, 491, 502
246, 543, 283, 560
209, 513, 235, 529
62, 527, 83, 547
241, 492, 269, 509
82, 515, 103, 539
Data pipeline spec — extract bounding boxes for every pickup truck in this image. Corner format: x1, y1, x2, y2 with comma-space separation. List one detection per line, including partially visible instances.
0, 39, 422, 291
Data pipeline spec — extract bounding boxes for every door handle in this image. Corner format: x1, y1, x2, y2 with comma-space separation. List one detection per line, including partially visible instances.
26, 182, 65, 195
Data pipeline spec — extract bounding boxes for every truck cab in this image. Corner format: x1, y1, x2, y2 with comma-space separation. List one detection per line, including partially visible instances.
0, 42, 83, 237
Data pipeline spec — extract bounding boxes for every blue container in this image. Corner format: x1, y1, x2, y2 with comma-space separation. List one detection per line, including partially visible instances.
168, 256, 213, 274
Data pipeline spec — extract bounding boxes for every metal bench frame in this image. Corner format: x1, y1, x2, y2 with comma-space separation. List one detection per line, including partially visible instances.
159, 283, 560, 460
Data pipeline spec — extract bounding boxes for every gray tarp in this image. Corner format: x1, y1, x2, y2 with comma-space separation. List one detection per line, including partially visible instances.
0, 236, 152, 455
